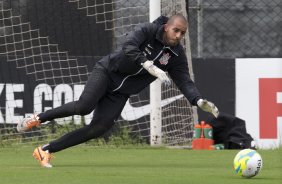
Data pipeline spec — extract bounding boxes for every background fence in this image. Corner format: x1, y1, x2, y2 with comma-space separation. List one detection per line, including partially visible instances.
187, 0, 282, 58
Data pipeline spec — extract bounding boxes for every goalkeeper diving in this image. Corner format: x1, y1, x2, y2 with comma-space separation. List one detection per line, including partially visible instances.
17, 14, 219, 168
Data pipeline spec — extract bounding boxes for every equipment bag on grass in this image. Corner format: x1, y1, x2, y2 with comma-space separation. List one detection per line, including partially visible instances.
206, 112, 254, 149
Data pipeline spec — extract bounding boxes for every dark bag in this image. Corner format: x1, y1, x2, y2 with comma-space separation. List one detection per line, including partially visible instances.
206, 112, 254, 149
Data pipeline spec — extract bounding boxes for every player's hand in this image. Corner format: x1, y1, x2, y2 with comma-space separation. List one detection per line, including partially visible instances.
197, 99, 219, 118
142, 60, 171, 86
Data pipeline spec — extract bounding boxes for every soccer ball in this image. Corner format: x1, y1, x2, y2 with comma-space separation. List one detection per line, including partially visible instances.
233, 149, 263, 178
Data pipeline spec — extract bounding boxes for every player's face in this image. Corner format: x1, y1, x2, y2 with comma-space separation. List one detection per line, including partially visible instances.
163, 18, 187, 47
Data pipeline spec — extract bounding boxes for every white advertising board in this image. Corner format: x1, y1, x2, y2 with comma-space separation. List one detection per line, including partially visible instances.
236, 58, 282, 149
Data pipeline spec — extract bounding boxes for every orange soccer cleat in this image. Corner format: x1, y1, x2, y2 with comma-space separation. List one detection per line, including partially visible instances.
17, 114, 41, 133
32, 146, 53, 168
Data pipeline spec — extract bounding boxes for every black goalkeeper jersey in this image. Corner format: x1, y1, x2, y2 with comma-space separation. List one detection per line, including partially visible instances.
97, 16, 202, 106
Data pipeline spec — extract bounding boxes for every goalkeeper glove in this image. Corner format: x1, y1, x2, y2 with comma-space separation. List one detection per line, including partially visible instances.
197, 99, 219, 118
142, 60, 171, 86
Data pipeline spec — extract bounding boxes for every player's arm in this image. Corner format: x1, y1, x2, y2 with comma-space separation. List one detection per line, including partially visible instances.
142, 60, 171, 86
168, 52, 219, 117
122, 22, 152, 66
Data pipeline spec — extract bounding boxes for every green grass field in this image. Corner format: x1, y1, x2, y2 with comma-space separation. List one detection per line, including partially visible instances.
0, 146, 281, 184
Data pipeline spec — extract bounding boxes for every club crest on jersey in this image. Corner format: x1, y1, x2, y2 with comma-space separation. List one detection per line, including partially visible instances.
159, 52, 171, 65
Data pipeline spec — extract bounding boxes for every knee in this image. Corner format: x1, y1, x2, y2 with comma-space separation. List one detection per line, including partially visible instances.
74, 100, 94, 115
88, 117, 115, 138
78, 107, 92, 116
86, 123, 110, 139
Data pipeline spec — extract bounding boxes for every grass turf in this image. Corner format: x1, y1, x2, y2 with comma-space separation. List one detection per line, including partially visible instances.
0, 146, 281, 184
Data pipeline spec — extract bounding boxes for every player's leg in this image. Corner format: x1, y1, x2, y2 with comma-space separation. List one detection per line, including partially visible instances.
33, 92, 128, 167
17, 65, 109, 132
43, 92, 128, 152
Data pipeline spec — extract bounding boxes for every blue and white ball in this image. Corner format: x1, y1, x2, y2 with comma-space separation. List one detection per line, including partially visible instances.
233, 149, 263, 178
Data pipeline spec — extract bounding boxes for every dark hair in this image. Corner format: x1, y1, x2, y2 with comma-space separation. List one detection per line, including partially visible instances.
167, 13, 188, 25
